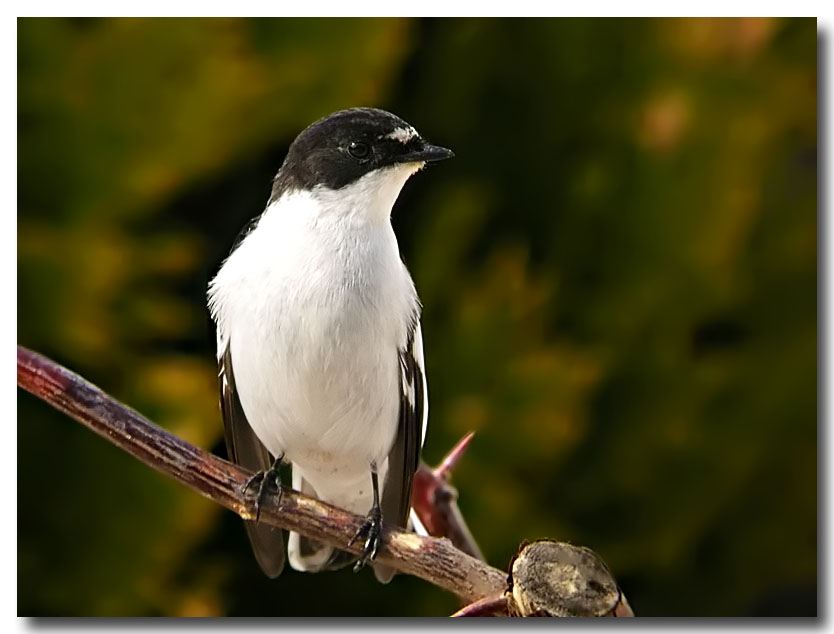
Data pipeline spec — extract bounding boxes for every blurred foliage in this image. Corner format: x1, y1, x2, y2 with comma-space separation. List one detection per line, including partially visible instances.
17, 17, 816, 616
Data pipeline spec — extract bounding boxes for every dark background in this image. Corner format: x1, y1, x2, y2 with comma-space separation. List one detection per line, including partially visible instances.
17, 17, 817, 616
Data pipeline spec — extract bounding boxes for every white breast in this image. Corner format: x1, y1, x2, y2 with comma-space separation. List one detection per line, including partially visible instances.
208, 171, 420, 506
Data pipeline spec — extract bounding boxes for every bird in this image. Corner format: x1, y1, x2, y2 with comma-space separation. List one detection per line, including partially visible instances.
207, 107, 453, 583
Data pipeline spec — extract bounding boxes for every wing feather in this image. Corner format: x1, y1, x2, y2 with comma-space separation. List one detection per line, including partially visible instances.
219, 344, 285, 578
375, 319, 427, 583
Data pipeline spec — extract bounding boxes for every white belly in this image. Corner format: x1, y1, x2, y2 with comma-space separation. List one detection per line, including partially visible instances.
231, 296, 400, 483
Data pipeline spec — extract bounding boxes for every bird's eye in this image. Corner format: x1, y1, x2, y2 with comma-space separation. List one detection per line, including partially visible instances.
347, 141, 371, 160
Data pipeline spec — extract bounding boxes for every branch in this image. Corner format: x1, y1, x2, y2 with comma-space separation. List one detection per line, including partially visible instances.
17, 345, 633, 616
16, 346, 506, 604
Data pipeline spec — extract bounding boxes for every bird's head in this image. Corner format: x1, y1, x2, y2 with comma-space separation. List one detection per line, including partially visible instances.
270, 108, 453, 217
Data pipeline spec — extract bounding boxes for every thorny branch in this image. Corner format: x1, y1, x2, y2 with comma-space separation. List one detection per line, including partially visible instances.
17, 345, 633, 617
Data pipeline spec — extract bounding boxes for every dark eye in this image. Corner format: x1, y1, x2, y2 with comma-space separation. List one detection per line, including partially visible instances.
347, 141, 371, 160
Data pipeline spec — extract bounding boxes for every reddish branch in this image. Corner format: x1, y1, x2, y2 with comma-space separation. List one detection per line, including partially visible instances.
412, 432, 485, 561
451, 593, 511, 617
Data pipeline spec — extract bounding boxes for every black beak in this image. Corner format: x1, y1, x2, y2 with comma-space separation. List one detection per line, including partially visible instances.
396, 142, 455, 164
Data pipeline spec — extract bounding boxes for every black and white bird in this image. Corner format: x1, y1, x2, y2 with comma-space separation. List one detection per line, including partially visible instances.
208, 108, 453, 583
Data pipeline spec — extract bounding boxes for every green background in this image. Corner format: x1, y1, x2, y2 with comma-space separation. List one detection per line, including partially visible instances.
18, 17, 817, 616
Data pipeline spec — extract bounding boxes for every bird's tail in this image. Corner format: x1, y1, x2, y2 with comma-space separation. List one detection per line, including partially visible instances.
286, 470, 346, 572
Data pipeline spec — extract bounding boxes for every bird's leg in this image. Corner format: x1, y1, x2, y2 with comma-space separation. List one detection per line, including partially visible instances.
349, 464, 383, 571
242, 453, 284, 521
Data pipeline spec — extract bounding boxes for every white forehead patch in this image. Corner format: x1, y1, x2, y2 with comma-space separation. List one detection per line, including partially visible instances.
385, 126, 418, 144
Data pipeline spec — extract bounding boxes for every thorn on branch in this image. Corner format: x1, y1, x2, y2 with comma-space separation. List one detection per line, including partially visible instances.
436, 431, 475, 481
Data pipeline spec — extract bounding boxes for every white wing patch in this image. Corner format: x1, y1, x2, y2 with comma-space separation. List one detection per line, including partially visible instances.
219, 363, 229, 393
402, 363, 416, 407
216, 329, 230, 392
411, 323, 429, 448
410, 508, 429, 537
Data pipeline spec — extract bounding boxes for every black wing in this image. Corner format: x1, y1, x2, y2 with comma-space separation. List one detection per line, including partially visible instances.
219, 343, 285, 578
375, 320, 427, 583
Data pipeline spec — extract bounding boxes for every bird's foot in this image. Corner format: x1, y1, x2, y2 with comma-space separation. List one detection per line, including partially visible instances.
349, 507, 383, 572
242, 456, 283, 521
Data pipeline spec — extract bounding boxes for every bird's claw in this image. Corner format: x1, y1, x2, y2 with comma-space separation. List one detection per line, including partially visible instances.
349, 509, 383, 572
242, 466, 282, 521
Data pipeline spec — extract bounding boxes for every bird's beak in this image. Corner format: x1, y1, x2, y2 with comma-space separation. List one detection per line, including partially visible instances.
396, 143, 455, 164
